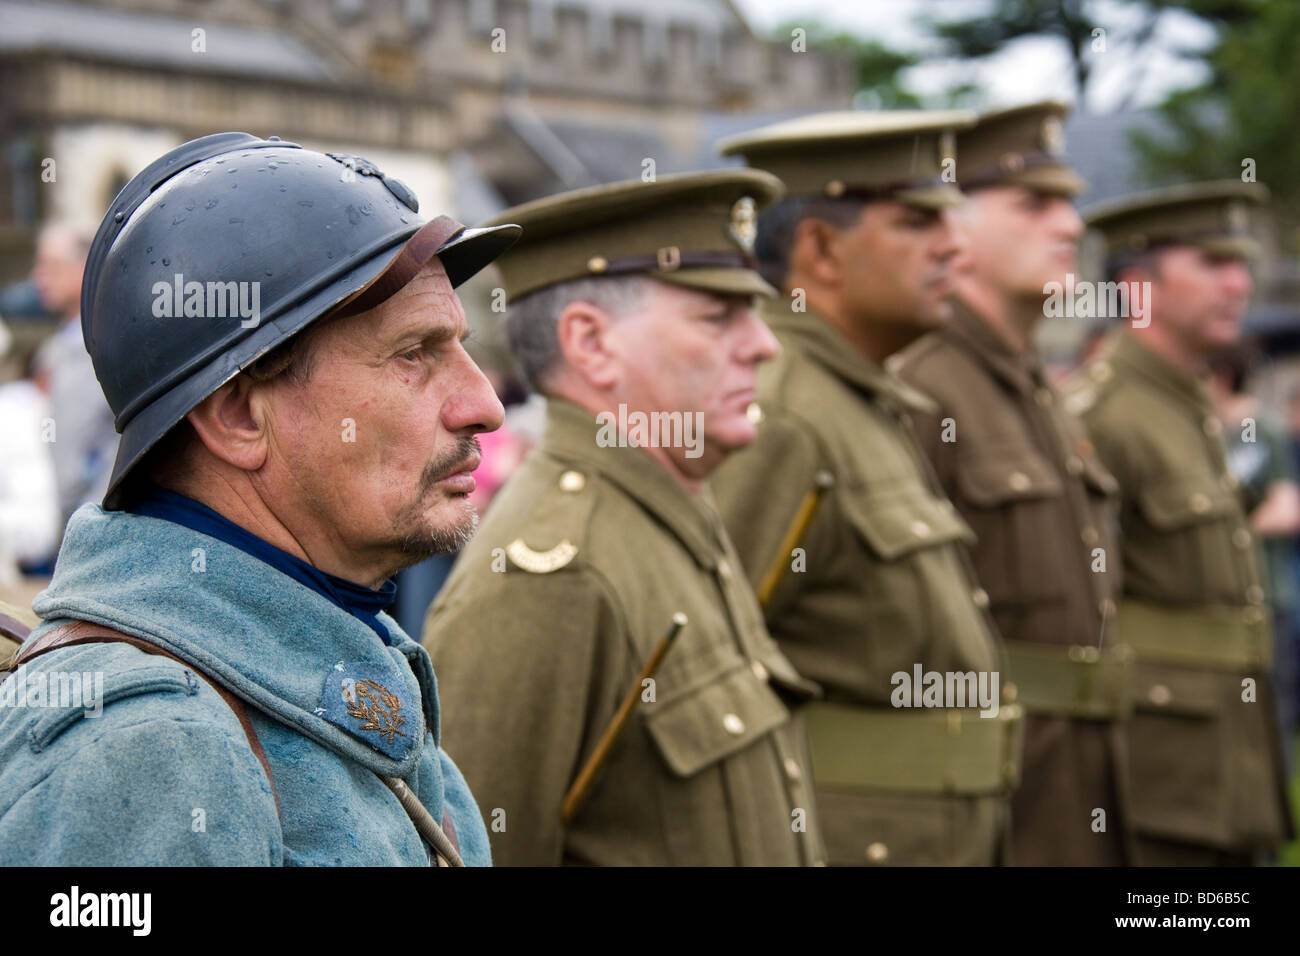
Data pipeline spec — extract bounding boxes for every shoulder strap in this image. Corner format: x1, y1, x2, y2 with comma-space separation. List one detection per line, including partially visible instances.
13, 621, 281, 816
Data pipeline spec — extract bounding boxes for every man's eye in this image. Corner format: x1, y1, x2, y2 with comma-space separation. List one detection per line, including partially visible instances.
398, 348, 423, 362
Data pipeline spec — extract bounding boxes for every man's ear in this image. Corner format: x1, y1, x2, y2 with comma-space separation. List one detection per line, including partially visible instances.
554, 300, 621, 390
185, 375, 271, 472
790, 216, 847, 287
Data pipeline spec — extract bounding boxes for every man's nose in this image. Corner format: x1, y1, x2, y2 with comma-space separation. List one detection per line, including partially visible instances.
934, 210, 962, 260
1050, 197, 1084, 240
739, 308, 780, 365
1222, 259, 1254, 299
445, 353, 506, 435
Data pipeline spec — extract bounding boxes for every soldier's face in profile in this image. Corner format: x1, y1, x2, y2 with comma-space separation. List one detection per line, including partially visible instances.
834, 200, 961, 330
256, 260, 504, 582
1149, 246, 1254, 354
609, 280, 778, 475
957, 186, 1082, 299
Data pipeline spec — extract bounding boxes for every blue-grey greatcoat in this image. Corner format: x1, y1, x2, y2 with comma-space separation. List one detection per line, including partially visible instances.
0, 504, 490, 865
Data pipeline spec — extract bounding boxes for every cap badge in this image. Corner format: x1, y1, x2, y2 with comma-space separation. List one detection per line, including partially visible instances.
1226, 201, 1249, 233
938, 131, 957, 164
1041, 116, 1066, 156
729, 196, 757, 253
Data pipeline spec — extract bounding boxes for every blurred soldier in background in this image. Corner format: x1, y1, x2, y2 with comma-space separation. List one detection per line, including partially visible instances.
1208, 345, 1300, 735
1066, 182, 1296, 865
711, 112, 1022, 866
891, 102, 1133, 865
30, 222, 119, 529
425, 171, 825, 866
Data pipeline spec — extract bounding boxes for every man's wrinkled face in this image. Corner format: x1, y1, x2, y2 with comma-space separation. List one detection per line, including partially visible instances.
958, 186, 1082, 298
837, 200, 962, 329
610, 280, 778, 473
259, 260, 504, 579
32, 231, 87, 317
1148, 246, 1254, 355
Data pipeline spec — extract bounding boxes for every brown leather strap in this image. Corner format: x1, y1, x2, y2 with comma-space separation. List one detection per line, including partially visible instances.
0, 612, 32, 651
13, 621, 281, 816
330, 214, 466, 319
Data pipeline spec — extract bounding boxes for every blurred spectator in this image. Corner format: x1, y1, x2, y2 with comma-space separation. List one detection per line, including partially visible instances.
1210, 345, 1300, 733
30, 222, 118, 528
0, 343, 60, 583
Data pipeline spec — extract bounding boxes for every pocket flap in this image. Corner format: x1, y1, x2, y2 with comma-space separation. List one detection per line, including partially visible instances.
957, 451, 1064, 507
643, 662, 790, 777
1138, 476, 1236, 530
841, 487, 974, 561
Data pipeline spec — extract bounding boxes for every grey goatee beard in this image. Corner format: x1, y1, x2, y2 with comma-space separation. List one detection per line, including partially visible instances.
390, 435, 484, 569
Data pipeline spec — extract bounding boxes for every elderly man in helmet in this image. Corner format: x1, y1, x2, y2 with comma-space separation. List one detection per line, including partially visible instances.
0, 133, 518, 865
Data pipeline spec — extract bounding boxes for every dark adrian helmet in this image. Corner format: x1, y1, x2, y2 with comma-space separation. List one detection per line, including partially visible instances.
82, 132, 520, 509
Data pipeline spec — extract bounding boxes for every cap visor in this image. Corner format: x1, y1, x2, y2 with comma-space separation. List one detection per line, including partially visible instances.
656, 267, 777, 299
897, 183, 966, 209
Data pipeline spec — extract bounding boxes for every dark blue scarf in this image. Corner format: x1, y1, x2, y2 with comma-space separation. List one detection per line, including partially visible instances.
126, 486, 397, 645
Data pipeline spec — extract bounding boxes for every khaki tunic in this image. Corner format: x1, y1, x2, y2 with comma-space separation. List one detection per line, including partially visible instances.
424, 398, 825, 866
712, 299, 1016, 866
1066, 330, 1294, 859
891, 301, 1131, 865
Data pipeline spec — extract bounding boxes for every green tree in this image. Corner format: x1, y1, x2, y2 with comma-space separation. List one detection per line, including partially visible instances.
924, 0, 1255, 110
1133, 0, 1300, 250
774, 20, 922, 108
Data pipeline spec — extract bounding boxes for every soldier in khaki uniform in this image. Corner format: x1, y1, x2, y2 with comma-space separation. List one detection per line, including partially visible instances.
1066, 181, 1296, 864
423, 171, 826, 866
890, 102, 1133, 865
711, 113, 1022, 866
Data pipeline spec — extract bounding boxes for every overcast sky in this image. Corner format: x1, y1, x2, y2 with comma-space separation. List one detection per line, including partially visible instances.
732, 0, 1217, 112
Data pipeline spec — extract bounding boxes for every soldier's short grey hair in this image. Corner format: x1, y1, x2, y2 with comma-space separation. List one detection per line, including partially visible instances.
754, 197, 866, 290
505, 275, 652, 392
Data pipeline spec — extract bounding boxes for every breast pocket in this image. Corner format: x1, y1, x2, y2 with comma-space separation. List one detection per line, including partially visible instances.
1135, 475, 1240, 596
839, 484, 985, 675
641, 658, 796, 864
956, 449, 1066, 603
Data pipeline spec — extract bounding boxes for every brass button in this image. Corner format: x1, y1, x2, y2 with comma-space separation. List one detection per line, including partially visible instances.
1008, 471, 1031, 492
716, 559, 732, 580
1148, 684, 1172, 706
1244, 606, 1266, 626
971, 587, 990, 609
1089, 362, 1113, 384
1066, 455, 1084, 476
910, 519, 932, 538
783, 758, 803, 782
745, 401, 763, 425
558, 470, 586, 493
824, 179, 846, 198
865, 842, 889, 863
1233, 527, 1252, 549
1081, 526, 1099, 546
750, 660, 769, 683
1034, 387, 1053, 408
1202, 416, 1223, 437
1246, 585, 1265, 605
722, 713, 746, 735
1068, 644, 1101, 664
586, 255, 608, 274
1189, 493, 1210, 514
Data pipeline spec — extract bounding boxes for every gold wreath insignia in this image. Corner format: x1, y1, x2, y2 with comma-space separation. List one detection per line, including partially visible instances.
345, 678, 408, 745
